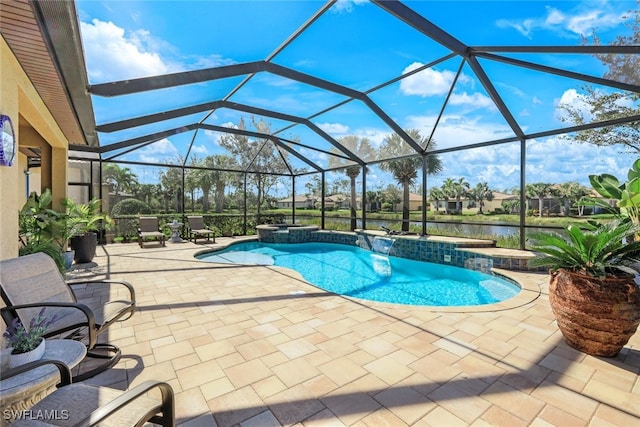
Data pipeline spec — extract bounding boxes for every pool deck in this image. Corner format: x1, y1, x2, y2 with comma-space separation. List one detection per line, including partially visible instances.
69, 238, 640, 426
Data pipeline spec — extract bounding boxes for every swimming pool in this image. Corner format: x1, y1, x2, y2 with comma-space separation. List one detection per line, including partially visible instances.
197, 242, 520, 307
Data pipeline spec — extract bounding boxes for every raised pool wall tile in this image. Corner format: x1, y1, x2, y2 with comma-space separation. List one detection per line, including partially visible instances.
255, 226, 533, 272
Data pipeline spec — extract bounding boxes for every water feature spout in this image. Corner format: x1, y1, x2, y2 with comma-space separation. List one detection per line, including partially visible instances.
371, 236, 396, 276
372, 236, 395, 255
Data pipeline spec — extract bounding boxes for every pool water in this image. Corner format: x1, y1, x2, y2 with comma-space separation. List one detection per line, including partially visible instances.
197, 242, 520, 306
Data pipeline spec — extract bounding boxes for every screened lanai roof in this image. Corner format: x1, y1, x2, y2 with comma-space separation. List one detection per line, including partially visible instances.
15, 0, 640, 176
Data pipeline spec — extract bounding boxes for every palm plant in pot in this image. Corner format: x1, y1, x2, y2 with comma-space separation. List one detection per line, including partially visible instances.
529, 220, 640, 357
64, 198, 113, 264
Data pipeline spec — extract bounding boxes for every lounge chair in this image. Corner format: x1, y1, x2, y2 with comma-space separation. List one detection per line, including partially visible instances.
0, 252, 136, 381
2, 359, 175, 426
187, 216, 216, 243
138, 216, 166, 248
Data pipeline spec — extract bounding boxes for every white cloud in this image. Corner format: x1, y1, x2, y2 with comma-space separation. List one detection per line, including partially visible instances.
496, 5, 626, 39
332, 0, 368, 14
405, 113, 514, 151
316, 122, 350, 135
80, 18, 234, 83
80, 19, 171, 82
449, 92, 495, 110
399, 63, 458, 97
190, 144, 209, 155
399, 63, 492, 111
554, 88, 592, 122
136, 138, 179, 163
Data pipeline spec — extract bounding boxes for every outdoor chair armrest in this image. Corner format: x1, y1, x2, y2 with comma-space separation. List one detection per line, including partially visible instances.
66, 279, 136, 305
75, 380, 175, 427
0, 358, 72, 387
1, 302, 98, 348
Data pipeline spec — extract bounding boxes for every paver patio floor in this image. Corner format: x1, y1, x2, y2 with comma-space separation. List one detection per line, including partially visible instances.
71, 237, 640, 426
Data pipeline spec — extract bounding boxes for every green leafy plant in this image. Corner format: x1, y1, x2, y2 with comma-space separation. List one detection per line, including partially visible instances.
581, 159, 640, 226
19, 189, 65, 271
3, 308, 57, 354
63, 197, 114, 236
529, 219, 640, 278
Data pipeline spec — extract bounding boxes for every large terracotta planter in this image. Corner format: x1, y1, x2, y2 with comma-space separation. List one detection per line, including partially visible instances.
549, 269, 640, 357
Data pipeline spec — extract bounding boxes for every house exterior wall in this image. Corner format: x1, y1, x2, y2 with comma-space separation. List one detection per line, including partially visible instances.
0, 37, 68, 260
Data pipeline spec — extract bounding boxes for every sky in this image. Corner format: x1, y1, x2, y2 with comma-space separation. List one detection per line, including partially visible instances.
75, 0, 639, 195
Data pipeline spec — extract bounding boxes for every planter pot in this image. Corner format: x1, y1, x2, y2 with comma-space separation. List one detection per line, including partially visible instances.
8, 338, 46, 368
70, 232, 97, 264
549, 269, 640, 357
63, 250, 75, 269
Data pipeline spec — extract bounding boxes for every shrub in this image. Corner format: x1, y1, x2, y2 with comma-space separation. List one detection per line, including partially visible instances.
111, 199, 152, 241
111, 199, 151, 216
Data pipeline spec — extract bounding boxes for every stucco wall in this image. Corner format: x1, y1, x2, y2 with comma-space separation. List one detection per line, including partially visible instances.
0, 37, 68, 260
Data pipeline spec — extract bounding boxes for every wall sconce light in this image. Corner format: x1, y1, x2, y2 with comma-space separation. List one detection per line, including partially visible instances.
0, 114, 16, 167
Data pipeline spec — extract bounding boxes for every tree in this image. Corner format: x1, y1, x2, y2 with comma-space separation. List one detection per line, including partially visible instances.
380, 130, 442, 231
103, 164, 138, 196
557, 5, 640, 153
428, 187, 446, 213
159, 166, 182, 212
328, 135, 376, 230
218, 117, 289, 213
134, 184, 158, 208
556, 181, 591, 216
381, 184, 402, 211
184, 165, 200, 212
526, 183, 556, 217
469, 182, 494, 214
194, 155, 238, 213
441, 178, 456, 213
451, 177, 471, 213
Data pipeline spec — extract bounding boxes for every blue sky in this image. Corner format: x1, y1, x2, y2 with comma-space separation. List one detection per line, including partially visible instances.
76, 0, 638, 195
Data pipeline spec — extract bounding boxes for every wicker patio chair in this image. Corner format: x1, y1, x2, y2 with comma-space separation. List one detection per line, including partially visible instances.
138, 216, 166, 248
0, 252, 136, 381
2, 359, 175, 426
186, 216, 216, 244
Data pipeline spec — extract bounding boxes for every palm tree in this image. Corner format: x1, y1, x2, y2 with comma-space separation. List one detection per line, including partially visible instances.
441, 178, 456, 213
380, 130, 442, 231
526, 183, 555, 218
428, 187, 446, 214
469, 182, 493, 214
452, 177, 471, 213
184, 167, 199, 212
556, 181, 591, 216
195, 155, 237, 213
103, 164, 138, 196
328, 135, 375, 230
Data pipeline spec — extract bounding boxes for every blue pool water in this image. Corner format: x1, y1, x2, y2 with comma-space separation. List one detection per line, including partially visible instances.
197, 242, 520, 306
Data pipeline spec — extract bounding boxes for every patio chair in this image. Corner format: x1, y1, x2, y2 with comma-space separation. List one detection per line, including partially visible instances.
2, 359, 175, 426
0, 252, 136, 382
138, 216, 166, 248
186, 216, 216, 243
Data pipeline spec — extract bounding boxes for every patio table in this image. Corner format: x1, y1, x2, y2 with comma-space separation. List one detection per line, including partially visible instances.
0, 339, 86, 426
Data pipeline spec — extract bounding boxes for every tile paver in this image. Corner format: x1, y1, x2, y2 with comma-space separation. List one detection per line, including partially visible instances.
66, 240, 640, 426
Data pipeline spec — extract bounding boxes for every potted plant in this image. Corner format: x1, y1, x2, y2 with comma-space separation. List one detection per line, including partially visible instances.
3, 308, 57, 368
65, 198, 114, 264
529, 219, 640, 356
18, 189, 65, 272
